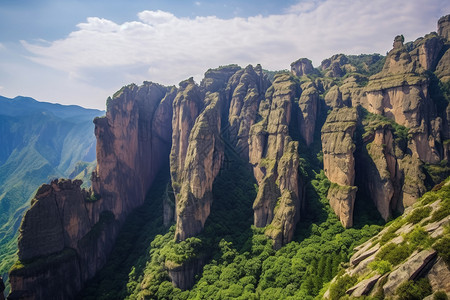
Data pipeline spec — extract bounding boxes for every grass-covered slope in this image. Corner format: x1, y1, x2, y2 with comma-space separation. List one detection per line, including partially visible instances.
326, 178, 450, 299
0, 96, 103, 285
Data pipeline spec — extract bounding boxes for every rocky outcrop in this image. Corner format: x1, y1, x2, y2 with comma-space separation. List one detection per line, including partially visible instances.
322, 107, 358, 228
170, 78, 204, 193
9, 179, 118, 300
249, 73, 303, 248
226, 64, 270, 159
290, 58, 314, 77
298, 81, 319, 146
438, 14, 450, 40
383, 249, 437, 296
174, 93, 225, 241
360, 33, 444, 164
9, 15, 450, 298
363, 125, 400, 220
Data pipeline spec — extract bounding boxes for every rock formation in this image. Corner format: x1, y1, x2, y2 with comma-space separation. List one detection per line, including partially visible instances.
9, 82, 175, 299
8, 14, 450, 298
248, 73, 304, 248
290, 58, 314, 77
321, 107, 358, 228
438, 14, 450, 40
9, 179, 118, 300
174, 93, 225, 241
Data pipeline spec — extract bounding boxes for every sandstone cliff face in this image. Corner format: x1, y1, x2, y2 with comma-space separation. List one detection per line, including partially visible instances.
298, 81, 319, 146
226, 64, 270, 159
9, 179, 118, 300
93, 82, 175, 222
360, 34, 444, 164
9, 15, 450, 298
321, 107, 358, 228
10, 82, 176, 299
174, 93, 224, 241
438, 14, 450, 40
290, 58, 314, 77
249, 73, 304, 248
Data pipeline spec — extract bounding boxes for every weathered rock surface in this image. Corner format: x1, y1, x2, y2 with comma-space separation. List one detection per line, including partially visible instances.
427, 257, 450, 294
174, 93, 225, 241
10, 82, 176, 299
249, 73, 304, 248
347, 274, 381, 297
322, 107, 358, 227
92, 82, 175, 221
383, 249, 437, 296
226, 64, 270, 159
298, 81, 319, 146
438, 14, 450, 40
9, 15, 450, 298
9, 180, 118, 300
290, 58, 314, 77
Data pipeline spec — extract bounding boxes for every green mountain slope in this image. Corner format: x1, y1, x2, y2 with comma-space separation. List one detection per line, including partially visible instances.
0, 96, 103, 286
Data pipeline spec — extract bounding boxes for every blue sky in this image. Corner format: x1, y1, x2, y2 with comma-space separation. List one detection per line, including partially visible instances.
0, 0, 449, 109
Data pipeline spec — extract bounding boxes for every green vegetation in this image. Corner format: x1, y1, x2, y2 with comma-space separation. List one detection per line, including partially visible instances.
359, 108, 409, 150
433, 235, 450, 265
406, 206, 432, 224
347, 54, 386, 76
376, 242, 413, 266
328, 274, 358, 300
395, 278, 432, 300
369, 259, 392, 275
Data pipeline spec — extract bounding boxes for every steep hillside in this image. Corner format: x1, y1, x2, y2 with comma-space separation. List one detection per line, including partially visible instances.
7, 15, 450, 300
0, 96, 102, 292
325, 179, 450, 299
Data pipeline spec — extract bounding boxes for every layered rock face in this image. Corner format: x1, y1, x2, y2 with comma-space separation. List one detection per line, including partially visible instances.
9, 83, 175, 299
358, 33, 445, 164
174, 93, 225, 241
9, 179, 118, 300
92, 82, 175, 222
322, 107, 358, 228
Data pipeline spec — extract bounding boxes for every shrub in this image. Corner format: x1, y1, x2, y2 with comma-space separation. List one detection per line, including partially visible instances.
369, 260, 392, 275
430, 199, 450, 223
395, 278, 432, 300
434, 291, 449, 300
406, 206, 432, 224
328, 274, 357, 300
433, 236, 450, 265
376, 242, 412, 266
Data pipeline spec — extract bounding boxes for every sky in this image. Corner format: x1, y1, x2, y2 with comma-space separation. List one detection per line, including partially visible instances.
0, 0, 449, 110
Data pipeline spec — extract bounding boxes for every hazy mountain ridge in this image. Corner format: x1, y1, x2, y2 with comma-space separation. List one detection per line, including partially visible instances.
6, 15, 450, 300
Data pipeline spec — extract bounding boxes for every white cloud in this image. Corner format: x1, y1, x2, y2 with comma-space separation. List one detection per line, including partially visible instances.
0, 43, 5, 50
15, 0, 450, 109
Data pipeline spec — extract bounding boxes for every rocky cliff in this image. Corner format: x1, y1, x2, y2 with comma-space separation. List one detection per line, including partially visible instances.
8, 83, 176, 299
321, 107, 358, 228
8, 14, 450, 298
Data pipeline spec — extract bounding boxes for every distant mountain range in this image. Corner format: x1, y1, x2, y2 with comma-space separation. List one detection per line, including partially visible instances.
0, 96, 103, 286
